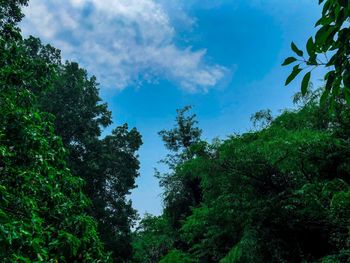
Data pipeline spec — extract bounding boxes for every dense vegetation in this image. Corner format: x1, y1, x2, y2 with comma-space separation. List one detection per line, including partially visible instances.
132, 0, 350, 262
0, 1, 141, 262
132, 92, 350, 262
0, 0, 349, 262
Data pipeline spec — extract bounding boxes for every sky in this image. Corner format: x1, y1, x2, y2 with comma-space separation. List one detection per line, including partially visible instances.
20, 0, 322, 217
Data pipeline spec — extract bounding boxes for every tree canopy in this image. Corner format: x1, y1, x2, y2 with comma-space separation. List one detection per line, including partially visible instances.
0, 26, 111, 263
1, 0, 350, 262
0, 1, 141, 262
133, 90, 350, 263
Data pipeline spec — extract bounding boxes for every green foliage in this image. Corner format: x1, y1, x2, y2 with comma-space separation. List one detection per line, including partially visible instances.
133, 92, 350, 263
133, 2, 350, 262
17, 18, 142, 263
1, 2, 141, 261
3, 1, 350, 262
219, 230, 262, 263
0, 32, 110, 262
157, 106, 204, 230
283, 0, 350, 107
159, 106, 202, 153
250, 109, 273, 129
285, 64, 302, 86
132, 214, 174, 263
94, 124, 142, 261
0, 0, 29, 30
39, 53, 141, 263
159, 250, 194, 263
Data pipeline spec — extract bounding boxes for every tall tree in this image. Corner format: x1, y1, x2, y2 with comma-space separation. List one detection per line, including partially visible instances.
132, 214, 175, 263
157, 106, 203, 231
91, 125, 142, 261
24, 38, 143, 262
1, 2, 142, 261
0, 25, 110, 262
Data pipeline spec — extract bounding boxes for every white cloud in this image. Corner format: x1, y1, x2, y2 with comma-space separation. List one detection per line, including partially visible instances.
20, 0, 229, 92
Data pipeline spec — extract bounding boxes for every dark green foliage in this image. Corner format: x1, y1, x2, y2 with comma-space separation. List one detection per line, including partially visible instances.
19, 25, 142, 263
0, 28, 110, 262
189, 102, 350, 262
159, 250, 194, 263
0, 0, 28, 30
0, 91, 111, 263
3, 1, 350, 262
133, 93, 350, 263
131, 107, 206, 262
218, 230, 262, 263
157, 106, 203, 230
0, 2, 141, 261
38, 59, 112, 147
43, 61, 142, 262
159, 106, 202, 152
283, 0, 350, 107
132, 214, 175, 263
250, 109, 273, 129
92, 124, 142, 261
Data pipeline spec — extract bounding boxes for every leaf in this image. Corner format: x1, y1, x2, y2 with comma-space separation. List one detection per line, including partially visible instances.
301, 72, 311, 95
320, 89, 330, 105
315, 25, 335, 45
325, 72, 335, 91
285, 65, 302, 86
344, 74, 350, 97
344, 88, 350, 105
335, 8, 345, 26
324, 70, 335, 80
315, 16, 333, 27
332, 82, 340, 96
282, 57, 297, 66
291, 42, 303, 57
0, 209, 9, 223
322, 0, 331, 16
329, 97, 336, 112
339, 0, 348, 7
306, 37, 314, 56
326, 54, 337, 67
307, 54, 318, 65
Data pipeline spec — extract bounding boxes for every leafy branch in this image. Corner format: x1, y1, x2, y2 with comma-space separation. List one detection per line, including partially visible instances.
283, 0, 350, 107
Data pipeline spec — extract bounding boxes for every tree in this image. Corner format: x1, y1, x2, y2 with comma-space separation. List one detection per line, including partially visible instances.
250, 109, 273, 129
134, 94, 350, 262
1, 2, 142, 261
132, 214, 174, 263
0, 26, 110, 262
0, 0, 29, 30
157, 106, 204, 230
159, 250, 194, 263
283, 0, 350, 107
25, 38, 142, 263
92, 124, 142, 261
159, 106, 202, 153
131, 2, 350, 262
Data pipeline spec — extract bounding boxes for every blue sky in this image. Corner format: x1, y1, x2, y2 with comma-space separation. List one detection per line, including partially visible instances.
21, 0, 322, 217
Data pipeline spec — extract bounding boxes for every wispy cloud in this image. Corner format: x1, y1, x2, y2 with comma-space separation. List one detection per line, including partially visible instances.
20, 0, 229, 92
